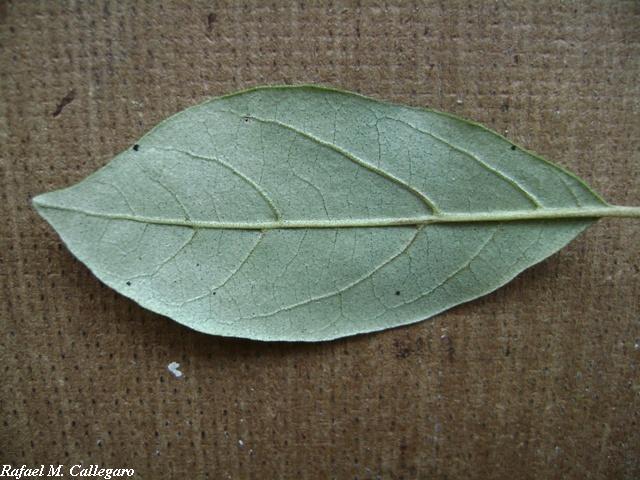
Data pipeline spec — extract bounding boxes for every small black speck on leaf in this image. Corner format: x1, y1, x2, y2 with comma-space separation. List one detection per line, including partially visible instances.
510, 145, 516, 151
395, 291, 401, 296
133, 144, 140, 151
126, 281, 131, 286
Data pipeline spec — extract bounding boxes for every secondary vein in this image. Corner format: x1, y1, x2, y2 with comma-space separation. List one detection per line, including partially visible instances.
222, 110, 442, 215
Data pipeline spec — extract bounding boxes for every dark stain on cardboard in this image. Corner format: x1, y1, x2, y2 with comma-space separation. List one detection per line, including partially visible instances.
393, 336, 426, 359
207, 13, 216, 32
52, 89, 76, 117
441, 333, 455, 362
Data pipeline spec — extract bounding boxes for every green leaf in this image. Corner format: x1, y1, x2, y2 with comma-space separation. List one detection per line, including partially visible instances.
33, 85, 640, 341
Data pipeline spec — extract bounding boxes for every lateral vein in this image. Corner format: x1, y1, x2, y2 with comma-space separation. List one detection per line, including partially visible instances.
222, 110, 442, 215
384, 116, 543, 208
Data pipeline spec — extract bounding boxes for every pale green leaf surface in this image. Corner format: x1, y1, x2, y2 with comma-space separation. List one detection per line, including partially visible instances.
34, 85, 634, 341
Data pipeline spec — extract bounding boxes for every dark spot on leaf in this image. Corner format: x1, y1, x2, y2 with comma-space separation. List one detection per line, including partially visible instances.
133, 144, 140, 151
395, 290, 401, 296
126, 281, 131, 286
52, 89, 76, 117
212, 291, 216, 295
510, 145, 516, 151
243, 117, 250, 123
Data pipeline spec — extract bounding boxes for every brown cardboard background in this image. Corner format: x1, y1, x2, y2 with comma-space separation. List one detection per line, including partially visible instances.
1, 1, 639, 478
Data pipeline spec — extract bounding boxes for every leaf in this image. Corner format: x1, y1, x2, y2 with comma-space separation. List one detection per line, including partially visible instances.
33, 85, 640, 341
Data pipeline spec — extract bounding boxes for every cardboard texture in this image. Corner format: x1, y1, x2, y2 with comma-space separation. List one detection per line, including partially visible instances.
1, 1, 639, 478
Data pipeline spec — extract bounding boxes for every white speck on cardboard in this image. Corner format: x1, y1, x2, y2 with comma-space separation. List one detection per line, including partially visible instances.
168, 361, 183, 378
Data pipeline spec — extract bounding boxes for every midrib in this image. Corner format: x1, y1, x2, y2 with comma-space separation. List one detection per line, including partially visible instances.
34, 203, 640, 229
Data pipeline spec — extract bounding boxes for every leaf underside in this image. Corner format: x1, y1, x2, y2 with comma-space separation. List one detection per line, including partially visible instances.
34, 85, 607, 341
